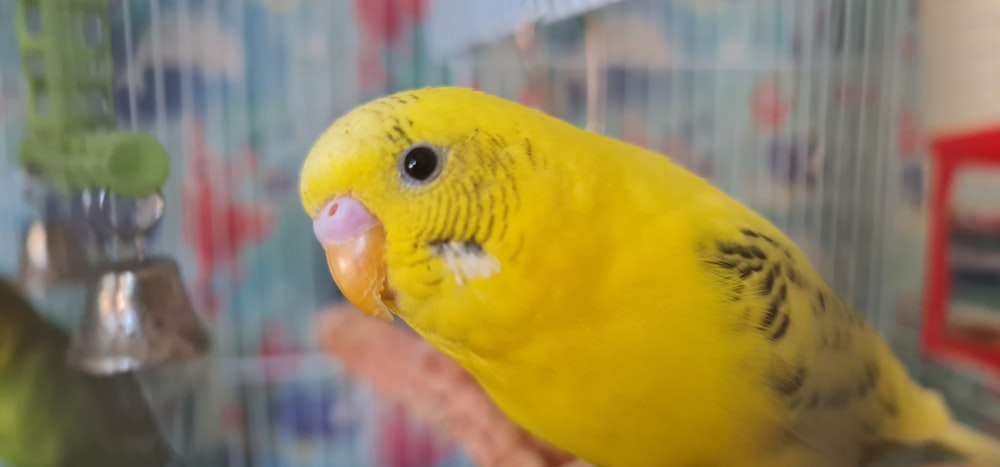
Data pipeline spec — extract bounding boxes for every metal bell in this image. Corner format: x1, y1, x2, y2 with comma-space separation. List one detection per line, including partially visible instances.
68, 256, 211, 375
17, 218, 92, 291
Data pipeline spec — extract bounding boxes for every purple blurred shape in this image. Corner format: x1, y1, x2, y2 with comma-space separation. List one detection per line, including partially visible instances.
767, 138, 822, 187
274, 384, 340, 440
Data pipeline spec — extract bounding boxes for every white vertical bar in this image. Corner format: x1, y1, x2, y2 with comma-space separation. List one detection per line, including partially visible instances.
748, 0, 762, 207
771, 0, 787, 231
177, 0, 194, 312
726, 2, 743, 197
642, 0, 656, 155
780, 0, 794, 234
149, 0, 166, 139
121, 0, 138, 130
846, 0, 874, 306
829, 0, 854, 294
874, 0, 906, 334
812, 0, 834, 282
867, 0, 893, 327
583, 12, 606, 134
687, 0, 700, 178
709, 0, 725, 190
284, 3, 302, 145
795, 0, 816, 254
0, 62, 13, 269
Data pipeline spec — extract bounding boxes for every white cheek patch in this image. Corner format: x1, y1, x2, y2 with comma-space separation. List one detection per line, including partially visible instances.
430, 241, 501, 286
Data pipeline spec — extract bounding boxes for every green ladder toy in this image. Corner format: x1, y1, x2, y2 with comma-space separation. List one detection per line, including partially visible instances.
14, 0, 169, 197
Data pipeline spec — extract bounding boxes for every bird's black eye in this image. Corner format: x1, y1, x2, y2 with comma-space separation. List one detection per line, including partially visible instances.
400, 145, 441, 183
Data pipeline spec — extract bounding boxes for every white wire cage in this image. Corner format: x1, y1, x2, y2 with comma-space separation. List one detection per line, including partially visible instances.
0, 0, 997, 466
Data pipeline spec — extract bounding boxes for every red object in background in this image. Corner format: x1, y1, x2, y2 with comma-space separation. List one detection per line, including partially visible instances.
353, 0, 428, 94
258, 321, 302, 380
923, 127, 1000, 372
358, 53, 389, 91
899, 36, 916, 63
181, 120, 279, 318
621, 113, 649, 148
354, 0, 427, 45
222, 405, 244, 434
518, 86, 541, 110
376, 404, 450, 467
751, 77, 790, 133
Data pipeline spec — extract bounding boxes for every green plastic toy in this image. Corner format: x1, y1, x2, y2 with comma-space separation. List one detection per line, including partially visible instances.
14, 0, 170, 197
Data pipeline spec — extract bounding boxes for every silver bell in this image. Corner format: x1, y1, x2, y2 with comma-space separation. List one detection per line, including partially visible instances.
68, 256, 211, 375
17, 219, 92, 291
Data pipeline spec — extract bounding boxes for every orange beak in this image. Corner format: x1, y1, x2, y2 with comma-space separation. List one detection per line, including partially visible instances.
313, 196, 395, 321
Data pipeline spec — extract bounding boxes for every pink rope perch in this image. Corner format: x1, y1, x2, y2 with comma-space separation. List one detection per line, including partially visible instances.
316, 304, 585, 467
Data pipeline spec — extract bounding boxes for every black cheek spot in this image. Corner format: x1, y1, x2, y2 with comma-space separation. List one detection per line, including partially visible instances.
460, 240, 485, 255
428, 240, 446, 255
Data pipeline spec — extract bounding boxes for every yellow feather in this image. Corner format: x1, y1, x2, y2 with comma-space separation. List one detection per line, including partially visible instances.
300, 87, 1000, 466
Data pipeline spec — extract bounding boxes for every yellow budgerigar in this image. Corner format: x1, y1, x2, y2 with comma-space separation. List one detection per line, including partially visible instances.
299, 87, 1000, 467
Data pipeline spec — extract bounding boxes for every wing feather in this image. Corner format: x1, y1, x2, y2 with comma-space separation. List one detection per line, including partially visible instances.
697, 221, 936, 465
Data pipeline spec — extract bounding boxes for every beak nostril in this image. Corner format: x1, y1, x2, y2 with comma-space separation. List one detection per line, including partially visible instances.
314, 196, 379, 246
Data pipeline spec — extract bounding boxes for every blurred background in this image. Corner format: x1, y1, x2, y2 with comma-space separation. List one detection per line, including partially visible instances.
0, 0, 999, 465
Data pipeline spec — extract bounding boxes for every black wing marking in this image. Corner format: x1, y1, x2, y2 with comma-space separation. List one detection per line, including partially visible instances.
699, 226, 906, 463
